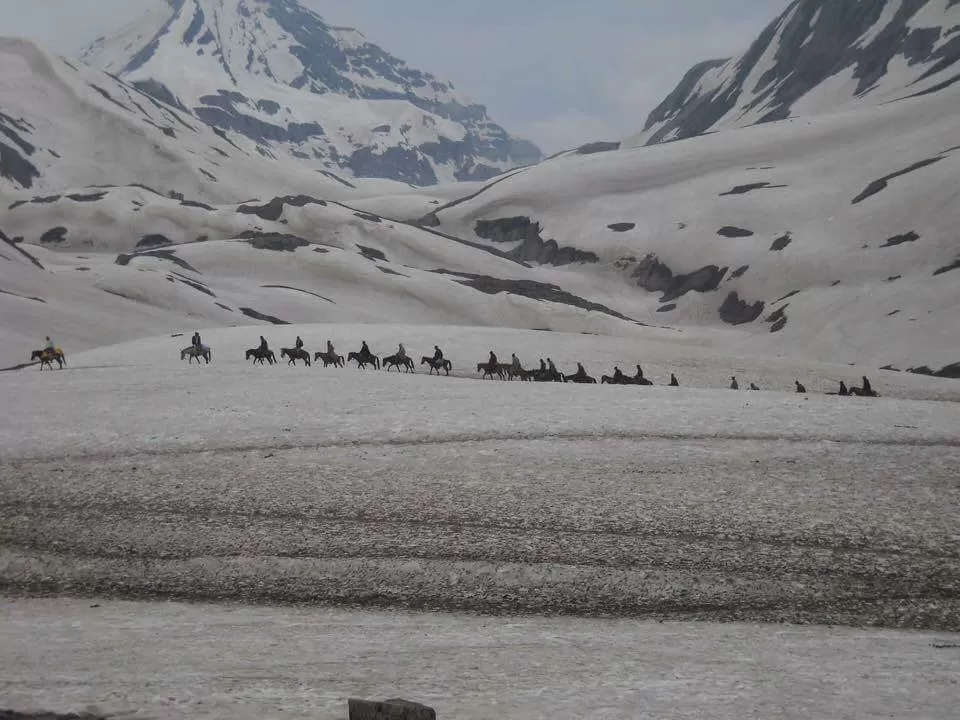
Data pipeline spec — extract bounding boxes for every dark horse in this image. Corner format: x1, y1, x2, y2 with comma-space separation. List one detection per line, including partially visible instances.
281, 347, 312, 367
348, 349, 381, 369
180, 345, 211, 364
314, 350, 345, 368
477, 361, 505, 380
246, 347, 276, 365
383, 354, 415, 373
564, 364, 597, 384
849, 376, 879, 397
421, 356, 452, 376
31, 348, 66, 370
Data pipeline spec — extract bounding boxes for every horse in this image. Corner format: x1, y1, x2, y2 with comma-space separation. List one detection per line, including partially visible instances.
31, 348, 65, 370
564, 364, 598, 384
281, 347, 311, 367
477, 361, 505, 380
246, 347, 276, 365
849, 376, 879, 397
383, 354, 415, 373
180, 345, 211, 364
633, 366, 654, 386
348, 350, 380, 369
314, 351, 345, 368
421, 356, 452, 376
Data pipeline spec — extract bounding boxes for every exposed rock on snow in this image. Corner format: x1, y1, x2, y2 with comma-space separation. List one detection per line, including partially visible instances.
474, 217, 599, 266
80, 0, 541, 186
633, 0, 960, 144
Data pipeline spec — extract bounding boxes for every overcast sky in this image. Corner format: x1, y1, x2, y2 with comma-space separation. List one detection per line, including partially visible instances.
0, 0, 786, 152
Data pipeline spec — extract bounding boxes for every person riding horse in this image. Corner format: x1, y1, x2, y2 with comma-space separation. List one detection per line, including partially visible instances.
511, 353, 522, 375
488, 350, 498, 369
295, 336, 304, 350
326, 339, 336, 356
192, 332, 202, 351
613, 366, 625, 383
547, 358, 558, 379
433, 345, 443, 362
573, 362, 588, 380
397, 343, 407, 360
43, 335, 55, 354
259, 335, 269, 353
361, 340, 371, 356
862, 376, 873, 394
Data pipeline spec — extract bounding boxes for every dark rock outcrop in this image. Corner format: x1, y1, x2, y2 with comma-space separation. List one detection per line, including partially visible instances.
720, 182, 787, 196
853, 156, 944, 204
347, 698, 436, 720
881, 231, 919, 247
357, 245, 388, 262
619, 253, 728, 302
67, 191, 108, 202
434, 270, 634, 321
236, 194, 326, 221
39, 227, 67, 244
237, 231, 310, 252
607, 222, 636, 232
717, 226, 754, 238
137, 234, 172, 248
719, 291, 765, 325
239, 307, 290, 325
933, 257, 960, 276
730, 265, 750, 279
907, 362, 960, 379
770, 233, 793, 251
766, 305, 789, 333
473, 216, 598, 266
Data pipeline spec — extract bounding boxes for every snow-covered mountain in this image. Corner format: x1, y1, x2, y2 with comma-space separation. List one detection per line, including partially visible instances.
80, 0, 541, 185
429, 76, 960, 374
633, 0, 960, 145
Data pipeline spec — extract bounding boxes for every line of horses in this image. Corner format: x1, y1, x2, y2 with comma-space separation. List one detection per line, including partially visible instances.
181, 341, 881, 397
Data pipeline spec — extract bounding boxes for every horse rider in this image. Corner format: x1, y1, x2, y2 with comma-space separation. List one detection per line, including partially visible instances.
397, 342, 407, 360
574, 362, 588, 380
839, 380, 849, 396
862, 376, 873, 394
433, 345, 444, 362
511, 353, 521, 374
547, 358, 558, 379
488, 350, 498, 369
361, 340, 371, 357
613, 366, 625, 383
326, 339, 336, 356
43, 335, 56, 355
669, 373, 680, 387
192, 331, 202, 350
730, 376, 739, 390
295, 335, 304, 351
259, 335, 269, 353
539, 358, 547, 374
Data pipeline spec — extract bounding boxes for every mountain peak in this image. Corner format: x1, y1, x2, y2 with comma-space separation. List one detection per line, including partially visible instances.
631, 0, 960, 145
81, 0, 541, 185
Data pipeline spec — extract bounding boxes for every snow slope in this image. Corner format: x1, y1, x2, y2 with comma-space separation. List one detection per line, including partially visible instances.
0, 36, 410, 202
3, 600, 959, 720
80, 0, 541, 185
0, 186, 649, 367
633, 0, 960, 145
431, 81, 960, 373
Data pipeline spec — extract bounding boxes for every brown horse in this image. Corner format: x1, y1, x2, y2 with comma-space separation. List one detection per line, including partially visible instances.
383, 354, 415, 373
281, 347, 311, 367
477, 361, 505, 380
246, 347, 276, 365
314, 350, 345, 368
349, 350, 380, 369
31, 348, 65, 370
421, 356, 452, 376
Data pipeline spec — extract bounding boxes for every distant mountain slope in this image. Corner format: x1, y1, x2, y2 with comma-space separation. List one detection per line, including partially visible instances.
0, 36, 391, 202
632, 0, 960, 145
80, 0, 541, 185
430, 80, 960, 372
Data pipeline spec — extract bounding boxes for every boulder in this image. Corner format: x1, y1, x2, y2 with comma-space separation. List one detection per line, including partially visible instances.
348, 698, 437, 720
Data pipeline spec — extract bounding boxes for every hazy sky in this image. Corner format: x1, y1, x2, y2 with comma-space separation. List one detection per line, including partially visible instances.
0, 0, 786, 151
